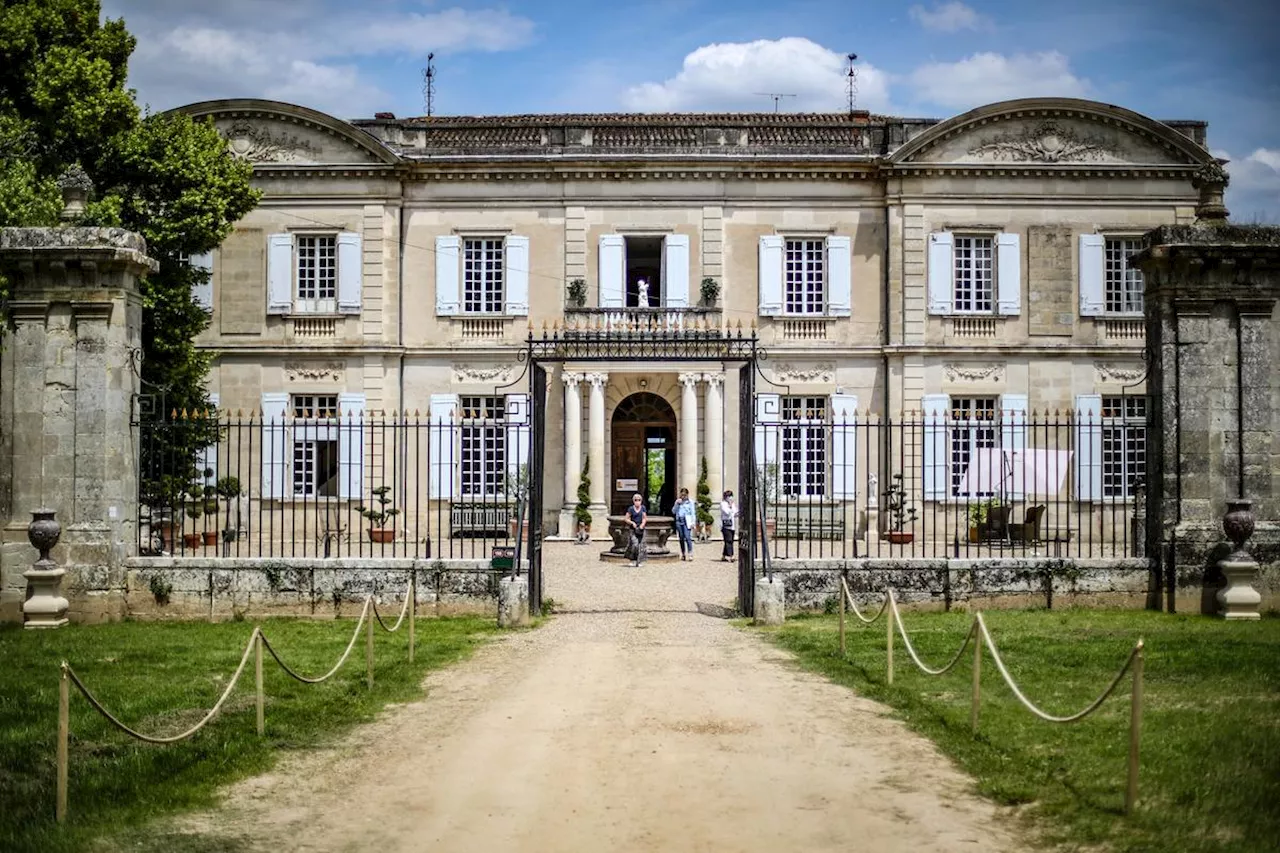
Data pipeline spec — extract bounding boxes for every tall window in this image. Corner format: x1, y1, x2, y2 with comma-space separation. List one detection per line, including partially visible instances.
949, 396, 999, 497
784, 238, 825, 314
1105, 237, 1144, 314
460, 396, 506, 497
1102, 396, 1146, 498
953, 236, 994, 313
780, 396, 827, 497
292, 394, 338, 497
296, 235, 337, 313
463, 238, 504, 314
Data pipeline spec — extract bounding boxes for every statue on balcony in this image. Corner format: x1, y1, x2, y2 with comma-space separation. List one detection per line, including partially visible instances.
637, 278, 650, 307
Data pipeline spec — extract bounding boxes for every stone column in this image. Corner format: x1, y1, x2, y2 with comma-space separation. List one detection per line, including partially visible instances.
0, 225, 154, 624
562, 372, 583, 511
703, 373, 724, 504
1134, 224, 1280, 614
679, 373, 700, 494
585, 373, 608, 514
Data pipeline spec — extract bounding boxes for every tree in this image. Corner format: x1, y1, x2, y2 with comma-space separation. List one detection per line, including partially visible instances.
574, 459, 592, 529
696, 457, 714, 528
0, 0, 260, 483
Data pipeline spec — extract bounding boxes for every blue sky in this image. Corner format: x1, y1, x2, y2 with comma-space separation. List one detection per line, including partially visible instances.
103, 0, 1280, 219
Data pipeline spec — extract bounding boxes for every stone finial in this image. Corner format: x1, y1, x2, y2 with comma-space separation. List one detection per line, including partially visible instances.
56, 164, 94, 222
1192, 159, 1230, 226
23, 509, 69, 629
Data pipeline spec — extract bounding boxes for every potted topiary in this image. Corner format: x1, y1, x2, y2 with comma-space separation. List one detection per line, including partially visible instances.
884, 474, 917, 544
700, 276, 720, 308
574, 459, 593, 540
754, 462, 779, 540
567, 278, 587, 308
182, 503, 204, 549
216, 476, 243, 545
696, 456, 714, 541
967, 498, 1003, 542
357, 485, 400, 543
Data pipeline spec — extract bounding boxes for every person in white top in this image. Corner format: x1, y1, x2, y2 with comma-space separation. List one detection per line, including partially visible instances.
719, 490, 738, 562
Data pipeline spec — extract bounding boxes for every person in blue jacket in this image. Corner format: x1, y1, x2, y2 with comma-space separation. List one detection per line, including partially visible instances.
672, 487, 696, 561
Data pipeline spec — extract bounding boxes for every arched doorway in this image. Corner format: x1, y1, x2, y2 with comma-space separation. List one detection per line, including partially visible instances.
611, 392, 677, 516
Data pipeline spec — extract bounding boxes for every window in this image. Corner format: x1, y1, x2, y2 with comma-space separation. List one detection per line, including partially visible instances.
295, 235, 337, 313
291, 394, 338, 497
949, 396, 999, 497
1105, 237, 1144, 314
624, 236, 663, 307
953, 236, 994, 314
784, 239, 825, 314
463, 238, 505, 314
780, 396, 827, 497
1102, 396, 1146, 498
460, 396, 507, 497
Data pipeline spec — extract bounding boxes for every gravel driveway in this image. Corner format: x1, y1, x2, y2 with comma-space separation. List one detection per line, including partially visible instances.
169, 542, 1021, 852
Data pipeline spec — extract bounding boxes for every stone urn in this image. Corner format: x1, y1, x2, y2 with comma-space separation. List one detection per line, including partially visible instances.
1217, 498, 1261, 620
23, 509, 69, 629
601, 515, 676, 561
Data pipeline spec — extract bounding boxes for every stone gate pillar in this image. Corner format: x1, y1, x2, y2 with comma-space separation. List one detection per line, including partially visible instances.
0, 227, 155, 623
1134, 224, 1280, 613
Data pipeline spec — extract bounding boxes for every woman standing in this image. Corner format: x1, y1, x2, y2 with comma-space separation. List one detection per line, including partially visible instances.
719, 490, 737, 562
672, 487, 696, 561
625, 493, 647, 567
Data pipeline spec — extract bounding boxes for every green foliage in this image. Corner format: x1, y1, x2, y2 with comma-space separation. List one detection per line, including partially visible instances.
645, 449, 665, 508
696, 456, 714, 526
0, 616, 500, 851
567, 278, 586, 307
699, 276, 720, 306
0, 0, 260, 485
885, 473, 917, 531
356, 485, 400, 528
146, 573, 171, 604
769, 609, 1280, 853
573, 459, 592, 526
966, 498, 1002, 527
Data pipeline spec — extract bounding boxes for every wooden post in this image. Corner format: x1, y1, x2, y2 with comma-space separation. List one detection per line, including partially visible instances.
1126, 639, 1144, 814
408, 576, 416, 663
56, 663, 69, 824
838, 577, 847, 656
255, 630, 264, 736
886, 593, 894, 686
970, 617, 982, 735
365, 599, 374, 690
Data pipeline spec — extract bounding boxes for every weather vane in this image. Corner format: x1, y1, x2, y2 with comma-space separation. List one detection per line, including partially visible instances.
422, 52, 436, 117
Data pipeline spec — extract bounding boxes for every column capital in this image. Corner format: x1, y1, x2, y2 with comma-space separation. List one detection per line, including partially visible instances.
678, 372, 702, 390
701, 372, 724, 390
585, 372, 609, 388
561, 371, 584, 388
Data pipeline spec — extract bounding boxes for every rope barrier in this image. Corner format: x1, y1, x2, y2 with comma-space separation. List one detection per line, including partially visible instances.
259, 597, 371, 684
840, 578, 889, 625
371, 582, 413, 633
887, 590, 977, 677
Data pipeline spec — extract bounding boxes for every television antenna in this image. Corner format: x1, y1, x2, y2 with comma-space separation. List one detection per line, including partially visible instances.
422, 52, 436, 117
846, 53, 858, 114
754, 92, 796, 113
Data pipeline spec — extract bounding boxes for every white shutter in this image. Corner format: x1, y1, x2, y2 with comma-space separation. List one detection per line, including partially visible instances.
831, 393, 858, 500
599, 234, 625, 309
336, 232, 362, 314
266, 233, 293, 315
337, 392, 365, 500
1074, 394, 1103, 502
505, 393, 530, 497
197, 393, 219, 485
429, 393, 459, 499
753, 393, 781, 471
996, 232, 1021, 316
927, 232, 954, 315
1001, 393, 1028, 500
758, 235, 783, 316
504, 235, 530, 316
260, 393, 289, 500
825, 235, 852, 317
435, 236, 461, 316
922, 394, 950, 500
662, 234, 690, 308
189, 252, 214, 312
1079, 234, 1105, 317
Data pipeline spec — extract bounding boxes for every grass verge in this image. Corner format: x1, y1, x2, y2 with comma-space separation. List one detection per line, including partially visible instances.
764, 608, 1279, 853
0, 615, 501, 853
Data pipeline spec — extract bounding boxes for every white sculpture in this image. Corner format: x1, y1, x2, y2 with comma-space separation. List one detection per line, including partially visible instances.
868, 474, 878, 508
637, 278, 649, 307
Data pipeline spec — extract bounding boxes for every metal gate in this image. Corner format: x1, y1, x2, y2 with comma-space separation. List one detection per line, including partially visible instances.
522, 325, 761, 616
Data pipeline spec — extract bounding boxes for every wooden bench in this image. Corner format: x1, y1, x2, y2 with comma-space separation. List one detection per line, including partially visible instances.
450, 502, 511, 536
772, 504, 848, 540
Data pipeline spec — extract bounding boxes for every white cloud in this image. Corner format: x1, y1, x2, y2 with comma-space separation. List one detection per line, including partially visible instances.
1222, 147, 1280, 223
106, 1, 534, 116
909, 2, 986, 32
908, 51, 1088, 110
622, 37, 893, 113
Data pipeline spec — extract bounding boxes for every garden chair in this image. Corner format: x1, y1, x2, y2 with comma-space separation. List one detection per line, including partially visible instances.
1009, 504, 1048, 543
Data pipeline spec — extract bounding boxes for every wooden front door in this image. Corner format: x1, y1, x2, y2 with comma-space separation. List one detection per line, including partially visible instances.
611, 424, 645, 515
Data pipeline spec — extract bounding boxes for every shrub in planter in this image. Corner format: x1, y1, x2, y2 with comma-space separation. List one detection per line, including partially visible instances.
357, 485, 400, 543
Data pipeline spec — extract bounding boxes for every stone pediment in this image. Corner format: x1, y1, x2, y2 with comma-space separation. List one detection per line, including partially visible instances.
175, 100, 400, 167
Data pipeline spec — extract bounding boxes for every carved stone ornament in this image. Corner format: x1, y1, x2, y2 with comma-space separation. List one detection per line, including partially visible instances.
1192, 159, 1231, 189
285, 362, 344, 382
1095, 363, 1145, 383
223, 121, 321, 163
968, 120, 1117, 163
453, 365, 513, 384
943, 363, 1005, 382
773, 362, 835, 383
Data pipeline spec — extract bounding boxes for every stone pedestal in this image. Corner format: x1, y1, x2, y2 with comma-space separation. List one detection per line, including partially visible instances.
497, 576, 530, 627
754, 576, 785, 625
1216, 557, 1262, 620
0, 227, 154, 623
22, 509, 68, 629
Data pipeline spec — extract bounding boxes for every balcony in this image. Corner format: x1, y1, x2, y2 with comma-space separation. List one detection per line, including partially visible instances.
563, 306, 722, 333
1100, 317, 1145, 342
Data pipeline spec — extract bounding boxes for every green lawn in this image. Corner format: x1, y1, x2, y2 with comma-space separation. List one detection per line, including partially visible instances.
764, 608, 1280, 853
0, 615, 501, 853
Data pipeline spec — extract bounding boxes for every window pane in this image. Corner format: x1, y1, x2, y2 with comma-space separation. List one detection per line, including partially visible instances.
780, 395, 827, 497
950, 396, 998, 496
463, 238, 504, 314
1102, 395, 1147, 497
953, 236, 993, 313
296, 236, 336, 300
1105, 238, 1144, 314
784, 239, 825, 314
461, 396, 507, 496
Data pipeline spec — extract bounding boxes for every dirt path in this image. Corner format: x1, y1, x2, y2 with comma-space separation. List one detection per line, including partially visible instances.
170, 545, 1021, 852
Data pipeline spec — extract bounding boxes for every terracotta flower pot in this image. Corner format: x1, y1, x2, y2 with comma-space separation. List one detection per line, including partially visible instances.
202, 530, 219, 546
368, 528, 396, 544
181, 532, 203, 549
886, 530, 914, 545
